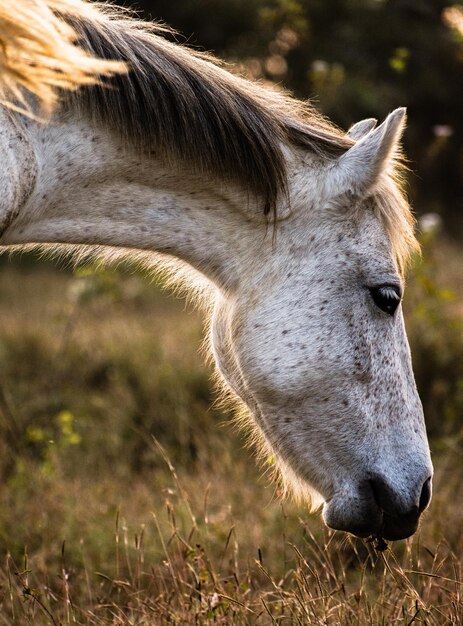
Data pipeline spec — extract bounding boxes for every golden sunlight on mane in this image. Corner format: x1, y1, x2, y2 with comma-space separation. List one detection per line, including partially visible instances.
0, 0, 125, 116
375, 168, 420, 276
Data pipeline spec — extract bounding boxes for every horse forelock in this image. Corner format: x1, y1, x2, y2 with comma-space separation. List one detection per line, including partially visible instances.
374, 172, 419, 275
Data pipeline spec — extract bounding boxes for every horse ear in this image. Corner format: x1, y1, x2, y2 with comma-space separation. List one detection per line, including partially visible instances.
327, 108, 406, 198
347, 118, 377, 141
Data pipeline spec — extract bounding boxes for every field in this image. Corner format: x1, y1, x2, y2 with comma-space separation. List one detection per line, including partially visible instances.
0, 231, 462, 625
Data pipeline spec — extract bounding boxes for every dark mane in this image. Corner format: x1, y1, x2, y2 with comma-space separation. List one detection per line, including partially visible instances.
60, 4, 352, 216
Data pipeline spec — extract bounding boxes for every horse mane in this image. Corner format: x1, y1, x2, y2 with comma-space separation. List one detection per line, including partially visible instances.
0, 0, 126, 116
57, 3, 352, 218
56, 2, 417, 270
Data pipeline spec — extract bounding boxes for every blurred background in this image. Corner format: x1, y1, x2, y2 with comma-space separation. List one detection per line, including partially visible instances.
1, 1, 463, 623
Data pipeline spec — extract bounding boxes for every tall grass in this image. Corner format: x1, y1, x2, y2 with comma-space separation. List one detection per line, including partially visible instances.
0, 231, 461, 624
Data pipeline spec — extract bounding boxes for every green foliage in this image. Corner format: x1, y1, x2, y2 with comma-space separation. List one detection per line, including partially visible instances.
71, 262, 123, 304
389, 46, 410, 74
9, 410, 82, 486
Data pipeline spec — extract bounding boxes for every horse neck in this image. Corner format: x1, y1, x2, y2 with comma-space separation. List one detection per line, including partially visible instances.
4, 112, 277, 292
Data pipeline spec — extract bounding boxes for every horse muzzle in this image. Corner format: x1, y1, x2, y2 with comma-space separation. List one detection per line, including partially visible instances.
322, 473, 432, 541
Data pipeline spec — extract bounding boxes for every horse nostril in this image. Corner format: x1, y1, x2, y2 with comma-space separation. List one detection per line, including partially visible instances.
369, 475, 396, 512
419, 477, 432, 513
361, 474, 430, 541
369, 474, 432, 518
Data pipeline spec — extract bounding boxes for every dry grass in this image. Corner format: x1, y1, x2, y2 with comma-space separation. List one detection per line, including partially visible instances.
2, 455, 463, 625
0, 243, 461, 625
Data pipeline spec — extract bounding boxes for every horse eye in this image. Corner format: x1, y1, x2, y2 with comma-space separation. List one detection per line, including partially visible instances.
369, 285, 402, 315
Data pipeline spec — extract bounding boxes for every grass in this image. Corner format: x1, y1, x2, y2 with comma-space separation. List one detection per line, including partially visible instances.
0, 234, 462, 624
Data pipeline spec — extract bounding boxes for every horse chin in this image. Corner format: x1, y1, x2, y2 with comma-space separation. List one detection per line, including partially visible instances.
322, 495, 383, 539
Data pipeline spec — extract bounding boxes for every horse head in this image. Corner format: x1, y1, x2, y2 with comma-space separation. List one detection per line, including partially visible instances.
211, 109, 432, 541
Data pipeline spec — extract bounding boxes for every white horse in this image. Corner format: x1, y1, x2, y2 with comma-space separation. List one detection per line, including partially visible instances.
0, 3, 432, 541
